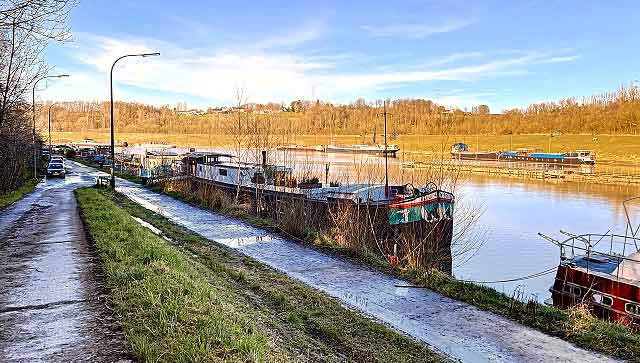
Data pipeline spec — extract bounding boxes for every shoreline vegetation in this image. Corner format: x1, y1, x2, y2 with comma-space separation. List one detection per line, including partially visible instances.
0, 177, 40, 210
75, 186, 445, 362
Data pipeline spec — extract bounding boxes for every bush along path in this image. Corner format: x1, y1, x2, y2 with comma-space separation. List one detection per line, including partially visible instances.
75, 187, 445, 362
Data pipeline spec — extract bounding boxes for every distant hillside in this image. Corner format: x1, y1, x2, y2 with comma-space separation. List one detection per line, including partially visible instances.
41, 83, 640, 136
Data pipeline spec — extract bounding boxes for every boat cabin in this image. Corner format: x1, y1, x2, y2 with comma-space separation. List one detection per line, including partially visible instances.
451, 143, 469, 153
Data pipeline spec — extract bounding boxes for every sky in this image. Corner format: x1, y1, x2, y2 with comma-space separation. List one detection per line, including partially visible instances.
40, 0, 640, 112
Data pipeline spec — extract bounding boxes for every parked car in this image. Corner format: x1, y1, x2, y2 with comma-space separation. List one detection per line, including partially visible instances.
50, 155, 64, 163
47, 162, 65, 178
92, 154, 106, 166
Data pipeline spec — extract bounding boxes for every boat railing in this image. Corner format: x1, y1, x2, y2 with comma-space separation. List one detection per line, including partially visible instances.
538, 231, 640, 280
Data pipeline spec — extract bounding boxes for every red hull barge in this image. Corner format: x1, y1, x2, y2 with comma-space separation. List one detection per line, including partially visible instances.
541, 220, 640, 329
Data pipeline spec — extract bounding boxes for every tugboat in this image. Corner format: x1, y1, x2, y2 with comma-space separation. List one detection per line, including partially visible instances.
539, 196, 640, 328
450, 142, 500, 161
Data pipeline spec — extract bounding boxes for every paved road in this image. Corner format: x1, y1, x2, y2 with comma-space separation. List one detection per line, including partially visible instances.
113, 165, 620, 363
0, 164, 130, 362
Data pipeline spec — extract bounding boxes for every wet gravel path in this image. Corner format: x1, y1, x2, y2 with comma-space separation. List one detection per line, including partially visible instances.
104, 163, 620, 363
0, 165, 130, 362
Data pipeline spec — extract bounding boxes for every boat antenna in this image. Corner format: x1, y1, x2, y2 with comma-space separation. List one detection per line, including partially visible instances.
623, 196, 640, 251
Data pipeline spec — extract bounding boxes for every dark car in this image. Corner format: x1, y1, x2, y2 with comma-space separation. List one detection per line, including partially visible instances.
47, 163, 66, 178
92, 154, 106, 166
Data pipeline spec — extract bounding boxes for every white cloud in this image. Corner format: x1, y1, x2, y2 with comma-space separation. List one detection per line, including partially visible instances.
42, 32, 580, 107
361, 20, 473, 38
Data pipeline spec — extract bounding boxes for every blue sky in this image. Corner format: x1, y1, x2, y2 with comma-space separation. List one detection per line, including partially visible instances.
41, 0, 640, 112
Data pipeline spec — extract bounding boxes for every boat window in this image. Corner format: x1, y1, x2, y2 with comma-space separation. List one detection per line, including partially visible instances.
218, 168, 227, 176
625, 303, 639, 316
562, 284, 581, 297
592, 293, 614, 306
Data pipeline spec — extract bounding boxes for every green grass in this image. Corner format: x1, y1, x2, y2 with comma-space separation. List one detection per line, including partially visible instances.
0, 178, 40, 210
76, 187, 444, 362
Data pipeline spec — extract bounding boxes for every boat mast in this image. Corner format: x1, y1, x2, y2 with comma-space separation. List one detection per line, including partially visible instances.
384, 100, 389, 197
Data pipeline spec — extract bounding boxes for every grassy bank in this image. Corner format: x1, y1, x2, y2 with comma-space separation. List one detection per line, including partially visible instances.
150, 181, 640, 362
0, 178, 40, 210
76, 187, 444, 362
53, 131, 640, 163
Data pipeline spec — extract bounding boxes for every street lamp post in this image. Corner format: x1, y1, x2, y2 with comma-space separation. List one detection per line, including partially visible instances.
48, 102, 58, 156
110, 52, 160, 189
32, 74, 69, 178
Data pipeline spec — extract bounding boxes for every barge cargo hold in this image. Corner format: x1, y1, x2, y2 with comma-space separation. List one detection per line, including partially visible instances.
180, 151, 454, 272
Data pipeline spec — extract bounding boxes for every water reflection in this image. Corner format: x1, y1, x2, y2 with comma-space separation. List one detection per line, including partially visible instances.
457, 175, 640, 298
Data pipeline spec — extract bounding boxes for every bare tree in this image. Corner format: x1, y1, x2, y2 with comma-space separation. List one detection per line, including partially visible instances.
0, 0, 76, 193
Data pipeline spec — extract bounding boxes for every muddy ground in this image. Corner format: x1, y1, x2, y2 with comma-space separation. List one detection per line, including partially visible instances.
0, 167, 130, 362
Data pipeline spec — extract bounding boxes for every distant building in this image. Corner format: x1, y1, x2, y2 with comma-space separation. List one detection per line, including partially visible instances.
177, 109, 205, 116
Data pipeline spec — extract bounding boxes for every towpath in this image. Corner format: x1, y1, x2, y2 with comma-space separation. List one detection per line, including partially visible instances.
0, 164, 130, 362
99, 161, 618, 363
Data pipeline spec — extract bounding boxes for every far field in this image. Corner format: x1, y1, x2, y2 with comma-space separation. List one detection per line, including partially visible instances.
51, 131, 640, 164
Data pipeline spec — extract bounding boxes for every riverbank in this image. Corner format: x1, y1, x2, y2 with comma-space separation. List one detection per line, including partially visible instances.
76, 186, 444, 362
143, 176, 639, 362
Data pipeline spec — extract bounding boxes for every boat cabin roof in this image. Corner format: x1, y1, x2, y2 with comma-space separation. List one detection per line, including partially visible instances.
568, 253, 620, 274
564, 253, 640, 287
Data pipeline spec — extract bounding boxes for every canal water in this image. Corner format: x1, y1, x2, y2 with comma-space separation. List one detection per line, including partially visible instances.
122, 145, 640, 300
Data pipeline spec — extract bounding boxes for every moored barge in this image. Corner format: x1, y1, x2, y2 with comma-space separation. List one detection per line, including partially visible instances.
451, 143, 596, 165
181, 151, 455, 272
540, 199, 640, 328
326, 143, 400, 157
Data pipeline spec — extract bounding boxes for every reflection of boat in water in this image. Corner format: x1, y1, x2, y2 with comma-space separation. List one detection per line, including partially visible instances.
326, 143, 400, 157
539, 196, 640, 328
451, 143, 596, 165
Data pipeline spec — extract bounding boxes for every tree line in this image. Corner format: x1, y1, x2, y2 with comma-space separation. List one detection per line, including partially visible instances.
48, 84, 640, 138
1, 0, 76, 194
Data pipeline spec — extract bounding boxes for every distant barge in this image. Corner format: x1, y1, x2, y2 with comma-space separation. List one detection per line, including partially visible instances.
277, 143, 400, 157
451, 143, 596, 165
325, 144, 400, 157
